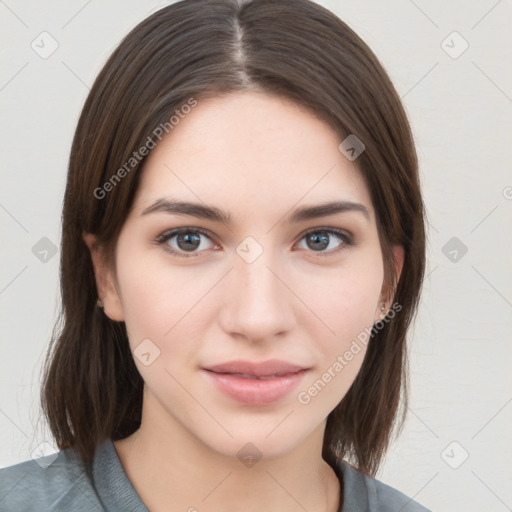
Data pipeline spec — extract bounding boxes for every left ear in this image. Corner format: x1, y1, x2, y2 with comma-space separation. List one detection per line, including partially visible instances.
376, 244, 404, 321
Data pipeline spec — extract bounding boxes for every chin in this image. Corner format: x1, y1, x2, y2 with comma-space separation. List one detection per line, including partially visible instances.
195, 418, 320, 463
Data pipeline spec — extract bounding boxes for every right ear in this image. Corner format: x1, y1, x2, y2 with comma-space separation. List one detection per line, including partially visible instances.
82, 232, 125, 322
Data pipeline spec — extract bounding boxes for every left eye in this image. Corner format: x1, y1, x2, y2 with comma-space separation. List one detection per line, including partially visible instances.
155, 228, 353, 258
296, 229, 352, 255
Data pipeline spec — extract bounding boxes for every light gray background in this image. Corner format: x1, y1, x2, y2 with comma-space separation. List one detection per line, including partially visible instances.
1, 1, 511, 511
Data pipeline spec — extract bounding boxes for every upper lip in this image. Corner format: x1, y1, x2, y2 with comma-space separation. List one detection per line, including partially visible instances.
203, 359, 309, 377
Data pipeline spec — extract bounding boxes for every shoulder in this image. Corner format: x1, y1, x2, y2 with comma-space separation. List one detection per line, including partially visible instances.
0, 446, 102, 512
338, 461, 431, 512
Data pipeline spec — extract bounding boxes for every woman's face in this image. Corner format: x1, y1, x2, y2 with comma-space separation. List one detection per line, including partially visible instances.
93, 91, 401, 459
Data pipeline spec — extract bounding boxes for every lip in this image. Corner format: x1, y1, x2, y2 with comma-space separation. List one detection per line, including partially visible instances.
204, 359, 308, 377
202, 359, 310, 406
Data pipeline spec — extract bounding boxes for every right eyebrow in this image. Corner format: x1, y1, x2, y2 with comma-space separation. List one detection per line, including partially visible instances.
141, 199, 231, 224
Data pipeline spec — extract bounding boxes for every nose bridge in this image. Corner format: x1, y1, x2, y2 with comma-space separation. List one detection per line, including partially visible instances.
220, 245, 294, 340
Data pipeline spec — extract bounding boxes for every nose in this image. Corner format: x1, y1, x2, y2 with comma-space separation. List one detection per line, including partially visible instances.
218, 248, 295, 343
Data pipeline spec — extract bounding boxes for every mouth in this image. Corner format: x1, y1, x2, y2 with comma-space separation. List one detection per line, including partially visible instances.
201, 360, 310, 405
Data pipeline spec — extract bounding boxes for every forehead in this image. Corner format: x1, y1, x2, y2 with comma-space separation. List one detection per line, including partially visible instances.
132, 92, 374, 221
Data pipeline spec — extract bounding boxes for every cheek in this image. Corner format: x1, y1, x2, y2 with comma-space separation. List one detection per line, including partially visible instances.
117, 270, 169, 340
116, 263, 207, 386
294, 253, 384, 341
295, 258, 383, 409
115, 243, 211, 341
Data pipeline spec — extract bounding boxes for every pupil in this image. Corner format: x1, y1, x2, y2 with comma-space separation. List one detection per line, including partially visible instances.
178, 233, 200, 251
308, 232, 329, 250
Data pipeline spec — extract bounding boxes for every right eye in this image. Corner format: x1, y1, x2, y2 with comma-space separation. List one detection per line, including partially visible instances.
155, 228, 220, 258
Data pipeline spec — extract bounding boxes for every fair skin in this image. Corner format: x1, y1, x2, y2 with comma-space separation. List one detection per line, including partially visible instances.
84, 92, 403, 512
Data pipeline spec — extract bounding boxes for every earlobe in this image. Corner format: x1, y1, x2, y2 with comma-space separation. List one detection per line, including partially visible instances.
82, 232, 125, 322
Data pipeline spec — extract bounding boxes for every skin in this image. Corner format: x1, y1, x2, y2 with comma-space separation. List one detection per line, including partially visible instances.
84, 91, 403, 512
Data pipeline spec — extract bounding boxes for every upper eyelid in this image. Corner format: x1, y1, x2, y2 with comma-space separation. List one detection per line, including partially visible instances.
299, 226, 352, 237
157, 226, 218, 243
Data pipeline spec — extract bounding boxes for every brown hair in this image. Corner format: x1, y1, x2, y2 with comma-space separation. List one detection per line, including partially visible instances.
41, 0, 425, 476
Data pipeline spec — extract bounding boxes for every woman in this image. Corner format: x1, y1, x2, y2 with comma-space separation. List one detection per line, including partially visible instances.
0, 0, 429, 510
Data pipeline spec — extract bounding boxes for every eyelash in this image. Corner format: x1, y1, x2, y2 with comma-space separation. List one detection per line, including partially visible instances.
154, 226, 354, 259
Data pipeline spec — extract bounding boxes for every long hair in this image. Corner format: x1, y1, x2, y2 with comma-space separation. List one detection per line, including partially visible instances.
41, 0, 425, 476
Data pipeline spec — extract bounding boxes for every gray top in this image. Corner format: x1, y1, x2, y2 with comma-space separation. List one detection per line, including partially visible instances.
0, 439, 430, 511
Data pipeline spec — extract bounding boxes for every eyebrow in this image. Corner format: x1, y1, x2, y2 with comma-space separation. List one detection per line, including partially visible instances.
140, 198, 370, 223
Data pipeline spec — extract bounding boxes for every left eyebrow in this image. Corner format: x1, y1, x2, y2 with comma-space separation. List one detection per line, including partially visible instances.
286, 200, 370, 223
140, 199, 370, 223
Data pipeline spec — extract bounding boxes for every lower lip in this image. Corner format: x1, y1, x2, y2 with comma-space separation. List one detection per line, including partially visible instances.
202, 369, 308, 406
